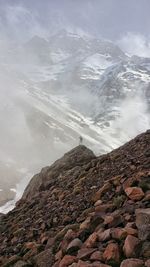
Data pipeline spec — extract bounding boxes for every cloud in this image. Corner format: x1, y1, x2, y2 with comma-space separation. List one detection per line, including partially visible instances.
117, 33, 150, 57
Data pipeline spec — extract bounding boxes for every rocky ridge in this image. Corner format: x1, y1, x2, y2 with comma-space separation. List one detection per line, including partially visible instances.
0, 130, 150, 267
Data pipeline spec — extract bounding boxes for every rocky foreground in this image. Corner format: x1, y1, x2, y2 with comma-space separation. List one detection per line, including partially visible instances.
0, 130, 150, 267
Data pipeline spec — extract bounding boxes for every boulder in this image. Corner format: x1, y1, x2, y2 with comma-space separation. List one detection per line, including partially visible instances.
120, 259, 144, 267
125, 187, 144, 201
66, 238, 83, 255
103, 243, 120, 263
33, 249, 54, 267
123, 235, 140, 258
59, 255, 76, 267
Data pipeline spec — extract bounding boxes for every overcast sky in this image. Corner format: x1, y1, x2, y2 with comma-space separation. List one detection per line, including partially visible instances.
0, 0, 149, 39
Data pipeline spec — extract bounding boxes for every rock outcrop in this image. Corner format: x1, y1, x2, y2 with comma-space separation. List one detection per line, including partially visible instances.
0, 130, 150, 266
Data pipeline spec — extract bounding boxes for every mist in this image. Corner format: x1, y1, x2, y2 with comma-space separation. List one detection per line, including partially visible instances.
0, 0, 150, 212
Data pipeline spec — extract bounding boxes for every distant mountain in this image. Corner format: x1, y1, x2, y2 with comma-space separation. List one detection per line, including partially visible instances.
0, 29, 150, 209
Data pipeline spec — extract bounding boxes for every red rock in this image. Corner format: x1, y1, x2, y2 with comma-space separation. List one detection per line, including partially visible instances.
92, 263, 111, 267
103, 243, 120, 263
123, 235, 140, 257
90, 251, 103, 261
125, 187, 144, 201
145, 259, 150, 267
97, 229, 111, 242
77, 248, 96, 260
111, 228, 127, 240
59, 255, 76, 267
76, 260, 91, 267
84, 232, 98, 248
120, 259, 144, 267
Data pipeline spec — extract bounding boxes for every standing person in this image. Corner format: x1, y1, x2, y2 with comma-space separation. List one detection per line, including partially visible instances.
79, 136, 83, 145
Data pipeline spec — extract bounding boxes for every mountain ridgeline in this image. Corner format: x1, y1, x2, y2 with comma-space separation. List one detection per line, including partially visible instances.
0, 30, 150, 207
0, 130, 150, 267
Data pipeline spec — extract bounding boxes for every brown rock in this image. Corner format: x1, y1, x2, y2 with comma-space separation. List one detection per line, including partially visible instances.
76, 260, 91, 267
123, 235, 140, 257
90, 251, 103, 261
120, 259, 144, 267
84, 232, 98, 248
2, 256, 21, 267
125, 227, 138, 236
97, 229, 111, 242
92, 263, 111, 267
111, 228, 127, 240
59, 255, 76, 267
33, 249, 54, 267
77, 248, 96, 260
135, 208, 150, 240
125, 187, 144, 201
92, 182, 111, 202
94, 200, 102, 207
95, 204, 114, 213
103, 243, 120, 263
135, 208, 150, 227
145, 259, 150, 267
14, 261, 31, 267
66, 238, 83, 254
55, 250, 63, 261
141, 241, 150, 258
80, 217, 91, 230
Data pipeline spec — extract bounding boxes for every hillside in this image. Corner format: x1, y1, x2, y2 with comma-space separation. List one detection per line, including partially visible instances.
0, 130, 150, 267
0, 31, 150, 207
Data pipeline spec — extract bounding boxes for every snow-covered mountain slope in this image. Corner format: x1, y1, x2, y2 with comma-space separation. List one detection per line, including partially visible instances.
0, 30, 150, 211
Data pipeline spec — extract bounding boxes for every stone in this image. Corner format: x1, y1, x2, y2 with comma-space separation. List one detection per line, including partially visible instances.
90, 251, 103, 261
141, 241, 150, 258
80, 218, 91, 230
135, 208, 150, 227
123, 235, 140, 257
97, 229, 111, 242
124, 227, 138, 236
59, 255, 76, 267
145, 259, 150, 267
55, 250, 63, 261
111, 228, 127, 240
94, 200, 102, 207
66, 238, 83, 254
135, 208, 150, 240
84, 232, 98, 248
33, 249, 54, 267
92, 182, 111, 202
120, 259, 144, 267
125, 187, 144, 201
103, 243, 120, 263
2, 256, 21, 267
14, 261, 31, 267
77, 248, 96, 260
76, 260, 91, 267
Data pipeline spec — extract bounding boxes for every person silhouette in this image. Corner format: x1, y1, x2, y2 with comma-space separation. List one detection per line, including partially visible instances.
79, 136, 83, 145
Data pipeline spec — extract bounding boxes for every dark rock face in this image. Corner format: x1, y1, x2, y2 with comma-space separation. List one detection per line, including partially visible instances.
22, 145, 96, 200
0, 130, 150, 266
